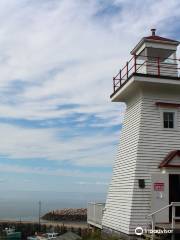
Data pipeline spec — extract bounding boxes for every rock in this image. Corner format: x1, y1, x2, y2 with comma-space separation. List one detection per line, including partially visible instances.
42, 208, 87, 222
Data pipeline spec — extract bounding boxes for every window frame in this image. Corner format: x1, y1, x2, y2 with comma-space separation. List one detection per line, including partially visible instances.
163, 112, 175, 129
160, 108, 177, 130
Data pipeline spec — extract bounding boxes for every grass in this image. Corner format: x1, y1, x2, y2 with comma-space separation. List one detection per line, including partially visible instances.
82, 230, 121, 240
82, 229, 172, 240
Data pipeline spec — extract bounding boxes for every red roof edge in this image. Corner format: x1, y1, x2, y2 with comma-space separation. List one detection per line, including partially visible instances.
144, 35, 179, 43
156, 102, 180, 108
159, 150, 180, 168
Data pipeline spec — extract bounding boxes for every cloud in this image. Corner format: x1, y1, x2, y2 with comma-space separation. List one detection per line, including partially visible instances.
0, 0, 178, 120
0, 0, 179, 179
0, 122, 118, 167
76, 181, 108, 185
0, 0, 179, 123
0, 162, 111, 180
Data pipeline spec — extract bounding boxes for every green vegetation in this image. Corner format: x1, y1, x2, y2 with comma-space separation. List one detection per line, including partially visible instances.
82, 230, 120, 240
0, 223, 173, 240
82, 230, 102, 240
81, 229, 172, 240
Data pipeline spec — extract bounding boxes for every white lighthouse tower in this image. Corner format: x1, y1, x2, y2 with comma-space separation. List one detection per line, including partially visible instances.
102, 30, 180, 238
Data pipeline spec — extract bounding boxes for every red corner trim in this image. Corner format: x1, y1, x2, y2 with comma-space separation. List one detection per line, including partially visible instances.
156, 102, 180, 108
159, 150, 180, 168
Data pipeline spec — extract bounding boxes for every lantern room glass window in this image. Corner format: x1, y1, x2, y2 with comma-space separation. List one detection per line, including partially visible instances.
163, 112, 174, 129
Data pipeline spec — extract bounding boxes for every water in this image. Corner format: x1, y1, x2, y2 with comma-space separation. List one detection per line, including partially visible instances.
0, 191, 106, 221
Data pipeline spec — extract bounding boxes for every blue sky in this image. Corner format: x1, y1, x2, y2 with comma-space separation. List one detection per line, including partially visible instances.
0, 0, 180, 195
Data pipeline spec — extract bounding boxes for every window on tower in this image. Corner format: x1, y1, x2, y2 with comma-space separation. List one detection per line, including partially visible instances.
163, 112, 174, 129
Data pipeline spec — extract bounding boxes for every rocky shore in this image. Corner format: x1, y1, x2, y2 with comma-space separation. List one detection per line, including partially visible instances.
42, 208, 87, 222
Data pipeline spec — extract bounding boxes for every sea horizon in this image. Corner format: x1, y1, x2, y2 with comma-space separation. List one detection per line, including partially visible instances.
0, 190, 106, 221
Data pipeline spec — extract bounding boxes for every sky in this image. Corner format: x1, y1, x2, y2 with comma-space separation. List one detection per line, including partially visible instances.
0, 0, 180, 196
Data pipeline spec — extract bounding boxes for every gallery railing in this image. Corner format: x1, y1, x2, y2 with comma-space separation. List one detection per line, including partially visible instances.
112, 55, 180, 94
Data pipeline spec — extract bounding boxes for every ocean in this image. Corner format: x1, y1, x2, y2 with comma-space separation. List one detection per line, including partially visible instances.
0, 191, 106, 221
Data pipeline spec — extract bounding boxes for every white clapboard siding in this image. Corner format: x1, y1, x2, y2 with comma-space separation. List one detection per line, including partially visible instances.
145, 60, 178, 77
102, 85, 180, 235
102, 93, 143, 235
137, 60, 178, 77
128, 93, 180, 233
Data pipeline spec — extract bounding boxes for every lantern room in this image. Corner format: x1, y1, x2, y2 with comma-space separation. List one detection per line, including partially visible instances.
112, 29, 179, 94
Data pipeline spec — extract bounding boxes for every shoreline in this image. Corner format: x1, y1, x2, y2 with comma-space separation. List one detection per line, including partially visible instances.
0, 219, 88, 228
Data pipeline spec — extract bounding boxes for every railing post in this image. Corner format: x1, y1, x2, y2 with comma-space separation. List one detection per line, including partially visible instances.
134, 54, 137, 73
157, 57, 160, 76
151, 215, 155, 240
126, 61, 129, 79
151, 214, 155, 230
172, 203, 175, 229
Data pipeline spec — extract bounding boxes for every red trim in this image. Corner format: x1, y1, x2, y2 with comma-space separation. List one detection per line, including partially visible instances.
159, 150, 180, 168
144, 35, 178, 43
156, 102, 180, 108
164, 165, 180, 168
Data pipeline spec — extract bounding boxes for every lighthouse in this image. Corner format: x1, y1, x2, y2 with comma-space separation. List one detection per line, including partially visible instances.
102, 30, 180, 238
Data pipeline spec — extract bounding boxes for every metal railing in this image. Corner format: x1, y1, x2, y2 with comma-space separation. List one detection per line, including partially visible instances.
87, 202, 105, 229
148, 202, 180, 230
112, 55, 180, 94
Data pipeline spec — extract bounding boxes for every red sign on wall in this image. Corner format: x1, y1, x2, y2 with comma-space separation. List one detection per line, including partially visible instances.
154, 182, 164, 191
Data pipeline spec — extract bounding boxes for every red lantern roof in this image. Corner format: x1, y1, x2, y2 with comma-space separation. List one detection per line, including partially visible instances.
144, 35, 178, 43
131, 29, 179, 55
